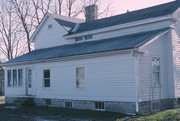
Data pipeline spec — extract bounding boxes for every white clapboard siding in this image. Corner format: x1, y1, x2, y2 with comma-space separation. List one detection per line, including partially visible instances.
34, 16, 69, 49
138, 32, 170, 102
5, 53, 136, 102
173, 21, 180, 97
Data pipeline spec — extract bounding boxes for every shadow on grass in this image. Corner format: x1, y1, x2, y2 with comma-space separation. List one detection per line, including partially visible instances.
0, 104, 129, 121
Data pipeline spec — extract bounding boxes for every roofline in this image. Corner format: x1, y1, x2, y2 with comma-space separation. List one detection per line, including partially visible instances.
1, 48, 142, 66
64, 15, 173, 39
30, 13, 69, 42
30, 13, 49, 42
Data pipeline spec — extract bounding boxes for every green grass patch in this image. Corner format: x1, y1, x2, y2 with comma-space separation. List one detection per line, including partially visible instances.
119, 108, 180, 121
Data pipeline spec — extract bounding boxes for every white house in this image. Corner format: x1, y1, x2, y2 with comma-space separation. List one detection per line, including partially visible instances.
1, 0, 180, 114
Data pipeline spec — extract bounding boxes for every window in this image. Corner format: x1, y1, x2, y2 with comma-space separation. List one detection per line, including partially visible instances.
64, 101, 72, 108
7, 70, 11, 87
45, 99, 51, 105
95, 102, 105, 110
152, 57, 160, 85
75, 37, 83, 42
43, 70, 50, 87
13, 70, 17, 86
48, 24, 52, 29
27, 69, 32, 88
76, 67, 85, 88
84, 35, 93, 40
18, 69, 23, 86
7, 69, 23, 87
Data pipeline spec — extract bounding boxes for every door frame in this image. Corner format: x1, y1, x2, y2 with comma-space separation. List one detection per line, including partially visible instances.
25, 67, 33, 96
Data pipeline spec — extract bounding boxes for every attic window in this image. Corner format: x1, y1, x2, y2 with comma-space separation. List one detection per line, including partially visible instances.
75, 37, 83, 42
84, 35, 93, 40
48, 24, 53, 29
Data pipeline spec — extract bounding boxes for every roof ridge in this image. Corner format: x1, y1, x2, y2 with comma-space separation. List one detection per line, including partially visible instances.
71, 1, 178, 34
48, 12, 84, 23
81, 1, 177, 24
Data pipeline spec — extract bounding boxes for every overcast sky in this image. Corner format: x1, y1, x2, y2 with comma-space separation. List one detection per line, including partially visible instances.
100, 0, 174, 16
79, 0, 175, 18
112, 0, 174, 14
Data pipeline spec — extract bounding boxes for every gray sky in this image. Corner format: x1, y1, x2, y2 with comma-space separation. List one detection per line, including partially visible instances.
111, 0, 174, 15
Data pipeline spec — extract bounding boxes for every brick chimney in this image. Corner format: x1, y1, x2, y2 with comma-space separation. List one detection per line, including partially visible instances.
85, 4, 98, 22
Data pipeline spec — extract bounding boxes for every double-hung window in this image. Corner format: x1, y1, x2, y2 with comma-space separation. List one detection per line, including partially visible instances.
43, 70, 50, 87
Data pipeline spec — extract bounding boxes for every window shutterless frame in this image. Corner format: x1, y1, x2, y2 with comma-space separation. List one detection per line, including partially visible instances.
43, 69, 50, 87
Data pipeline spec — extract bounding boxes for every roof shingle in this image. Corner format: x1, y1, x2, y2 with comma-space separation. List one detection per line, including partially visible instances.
4, 27, 169, 64
70, 1, 179, 34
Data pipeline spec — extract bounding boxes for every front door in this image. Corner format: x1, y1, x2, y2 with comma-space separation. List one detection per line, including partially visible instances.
26, 68, 33, 95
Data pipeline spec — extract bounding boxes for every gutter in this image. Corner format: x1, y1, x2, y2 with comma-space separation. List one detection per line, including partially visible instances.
64, 15, 172, 39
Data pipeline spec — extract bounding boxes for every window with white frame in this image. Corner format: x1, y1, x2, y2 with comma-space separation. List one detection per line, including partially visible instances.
152, 57, 160, 85
95, 102, 105, 110
43, 70, 50, 87
76, 67, 85, 88
7, 69, 23, 87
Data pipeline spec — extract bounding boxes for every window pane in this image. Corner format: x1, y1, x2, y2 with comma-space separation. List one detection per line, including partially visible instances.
84, 35, 92, 40
44, 79, 50, 87
7, 70, 11, 87
28, 69, 32, 88
18, 69, 23, 86
152, 57, 160, 85
13, 70, 17, 86
44, 70, 50, 78
75, 37, 83, 42
76, 67, 85, 88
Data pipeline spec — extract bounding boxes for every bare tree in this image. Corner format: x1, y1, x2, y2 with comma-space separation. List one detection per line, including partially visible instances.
11, 0, 35, 52
0, 0, 26, 61
0, 0, 113, 62
57, 0, 63, 15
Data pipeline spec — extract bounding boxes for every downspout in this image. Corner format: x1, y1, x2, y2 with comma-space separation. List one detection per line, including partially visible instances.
131, 50, 140, 114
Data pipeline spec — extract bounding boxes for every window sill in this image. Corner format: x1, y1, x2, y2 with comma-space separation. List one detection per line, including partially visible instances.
94, 109, 105, 111
7, 86, 24, 88
43, 87, 51, 90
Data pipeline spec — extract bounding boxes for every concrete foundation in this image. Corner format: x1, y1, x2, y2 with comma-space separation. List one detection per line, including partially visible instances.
6, 96, 180, 114
138, 99, 180, 114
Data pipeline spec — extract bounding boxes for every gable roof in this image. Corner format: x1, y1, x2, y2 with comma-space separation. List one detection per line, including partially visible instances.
68, 0, 179, 34
49, 13, 84, 31
4, 27, 169, 65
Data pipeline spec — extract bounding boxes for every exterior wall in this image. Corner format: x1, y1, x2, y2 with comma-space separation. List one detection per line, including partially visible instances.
173, 20, 180, 97
34, 16, 69, 49
5, 53, 136, 103
138, 31, 170, 102
4, 65, 28, 96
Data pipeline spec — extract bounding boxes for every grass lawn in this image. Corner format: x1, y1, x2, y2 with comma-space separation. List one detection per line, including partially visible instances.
0, 103, 180, 121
